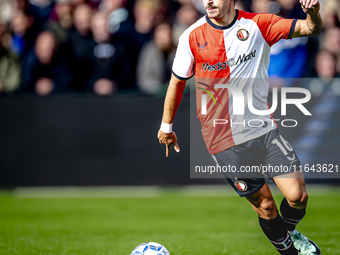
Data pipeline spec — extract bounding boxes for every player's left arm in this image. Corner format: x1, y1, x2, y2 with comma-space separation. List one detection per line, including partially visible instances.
292, 0, 323, 38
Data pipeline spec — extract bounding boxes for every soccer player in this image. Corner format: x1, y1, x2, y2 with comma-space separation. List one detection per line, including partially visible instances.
157, 0, 323, 254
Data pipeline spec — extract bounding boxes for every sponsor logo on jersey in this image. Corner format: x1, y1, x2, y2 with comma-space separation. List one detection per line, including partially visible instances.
201, 61, 228, 72
198, 41, 208, 48
227, 58, 236, 67
201, 50, 256, 71
236, 28, 249, 41
198, 41, 208, 51
234, 180, 248, 192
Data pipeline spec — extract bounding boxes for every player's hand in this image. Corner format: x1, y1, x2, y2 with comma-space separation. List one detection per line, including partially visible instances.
300, 0, 320, 15
157, 130, 180, 157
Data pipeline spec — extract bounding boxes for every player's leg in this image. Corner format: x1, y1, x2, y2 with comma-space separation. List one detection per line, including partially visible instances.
273, 172, 321, 255
261, 128, 321, 254
246, 183, 298, 255
212, 139, 298, 254
273, 172, 308, 229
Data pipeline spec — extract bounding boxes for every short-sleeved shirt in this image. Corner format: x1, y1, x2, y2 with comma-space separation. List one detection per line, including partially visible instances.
172, 10, 297, 154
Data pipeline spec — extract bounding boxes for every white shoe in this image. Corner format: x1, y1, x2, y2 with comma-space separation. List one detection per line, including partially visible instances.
290, 230, 321, 255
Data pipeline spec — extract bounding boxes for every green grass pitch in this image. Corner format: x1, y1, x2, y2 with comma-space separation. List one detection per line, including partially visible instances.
0, 186, 339, 255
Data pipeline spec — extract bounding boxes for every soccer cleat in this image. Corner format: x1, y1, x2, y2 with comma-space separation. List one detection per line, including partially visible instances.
290, 230, 321, 255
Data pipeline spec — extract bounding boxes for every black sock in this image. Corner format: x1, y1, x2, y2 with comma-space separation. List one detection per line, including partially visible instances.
259, 215, 298, 255
280, 198, 306, 231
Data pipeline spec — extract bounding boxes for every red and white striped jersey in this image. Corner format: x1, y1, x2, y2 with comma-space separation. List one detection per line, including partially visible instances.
172, 10, 297, 154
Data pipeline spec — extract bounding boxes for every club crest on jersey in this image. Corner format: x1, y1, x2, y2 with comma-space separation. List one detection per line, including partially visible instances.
236, 28, 249, 41
235, 181, 248, 192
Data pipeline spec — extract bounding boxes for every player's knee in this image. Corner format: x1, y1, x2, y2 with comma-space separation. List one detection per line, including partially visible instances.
259, 198, 277, 218
287, 191, 308, 209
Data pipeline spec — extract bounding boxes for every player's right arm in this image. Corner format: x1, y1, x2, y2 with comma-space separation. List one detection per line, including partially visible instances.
158, 74, 186, 157
158, 23, 195, 157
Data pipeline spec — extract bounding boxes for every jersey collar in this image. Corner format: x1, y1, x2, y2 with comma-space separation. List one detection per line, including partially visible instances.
205, 9, 239, 30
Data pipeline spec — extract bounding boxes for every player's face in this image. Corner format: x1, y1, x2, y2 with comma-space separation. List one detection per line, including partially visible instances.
203, 0, 232, 19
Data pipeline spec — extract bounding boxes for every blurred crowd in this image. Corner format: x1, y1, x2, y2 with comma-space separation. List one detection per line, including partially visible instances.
0, 0, 339, 96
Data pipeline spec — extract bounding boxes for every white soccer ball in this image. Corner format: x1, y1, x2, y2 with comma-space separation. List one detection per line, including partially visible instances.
130, 242, 170, 255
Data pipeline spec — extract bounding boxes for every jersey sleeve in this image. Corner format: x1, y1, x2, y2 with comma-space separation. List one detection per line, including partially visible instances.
172, 33, 195, 80
253, 13, 297, 47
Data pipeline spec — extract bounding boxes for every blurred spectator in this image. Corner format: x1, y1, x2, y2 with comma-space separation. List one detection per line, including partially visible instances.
321, 27, 340, 74
22, 31, 72, 95
172, 0, 205, 16
315, 51, 338, 80
81, 0, 101, 9
172, 3, 199, 44
322, 27, 340, 55
47, 0, 73, 46
0, 22, 21, 94
10, 9, 36, 60
119, 0, 161, 88
100, 0, 126, 13
274, 0, 306, 18
235, 1, 245, 11
71, 0, 86, 7
0, 0, 17, 24
315, 51, 337, 80
72, 3, 92, 36
129, 0, 158, 40
320, 0, 340, 30
29, 0, 54, 31
153, 0, 169, 27
15, 0, 29, 10
0, 0, 29, 15
251, 0, 269, 13
93, 78, 116, 95
269, 37, 309, 82
267, 0, 310, 83
100, 0, 130, 35
137, 23, 176, 96
198, 1, 210, 15
0, 0, 335, 96
68, 3, 94, 90
176, 0, 192, 6
321, 27, 340, 70
305, 51, 339, 97
67, 0, 88, 9
82, 11, 129, 95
